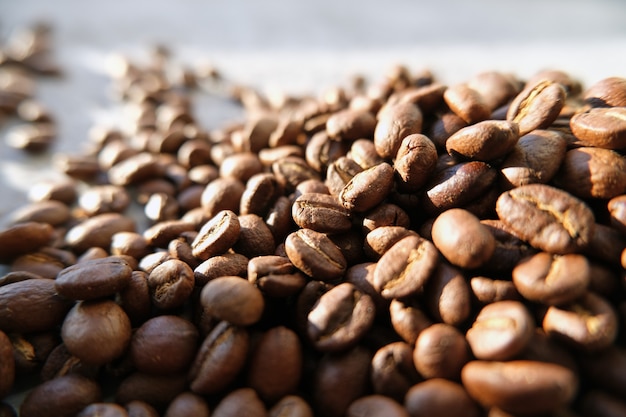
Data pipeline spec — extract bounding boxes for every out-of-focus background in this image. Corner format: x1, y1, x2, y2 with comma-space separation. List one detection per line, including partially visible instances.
1, 0, 626, 222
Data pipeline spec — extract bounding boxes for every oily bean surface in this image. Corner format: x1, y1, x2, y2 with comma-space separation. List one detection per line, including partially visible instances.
55, 257, 132, 300
285, 228, 347, 281
506, 79, 566, 135
200, 276, 265, 326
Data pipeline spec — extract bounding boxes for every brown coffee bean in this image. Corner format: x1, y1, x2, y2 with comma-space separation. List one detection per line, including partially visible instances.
212, 387, 267, 417
543, 291, 618, 352
20, 374, 102, 417
466, 300, 534, 361
268, 396, 313, 417
570, 107, 626, 150
191, 210, 240, 261
506, 79, 566, 135
393, 83, 447, 114
110, 232, 150, 260
461, 360, 578, 415
444, 83, 491, 124
554, 147, 626, 199
144, 192, 179, 222
62, 300, 131, 365
394, 133, 438, 192
363, 226, 416, 260
608, 194, 626, 235
340, 162, 394, 213
446, 119, 519, 162
130, 315, 198, 375
0, 279, 73, 334
467, 70, 522, 111
107, 152, 163, 186
219, 152, 263, 183
147, 259, 194, 310
313, 346, 372, 417
116, 372, 187, 410
28, 179, 78, 205
6, 122, 55, 152
0, 222, 54, 263
583, 76, 626, 107
369, 341, 420, 402
78, 185, 131, 216
404, 378, 481, 417
292, 192, 352, 234
232, 213, 275, 258
117, 271, 151, 326
237, 115, 278, 152
248, 255, 307, 297
428, 112, 468, 151
431, 208, 495, 269
424, 262, 471, 326
325, 156, 363, 197
55, 257, 132, 300
143, 220, 195, 248
125, 400, 159, 417
414, 323, 469, 380
259, 145, 304, 166
326, 108, 376, 141
470, 276, 522, 305
0, 331, 14, 399
265, 195, 296, 243
500, 129, 567, 188
512, 252, 590, 305
349, 138, 384, 169
285, 228, 346, 281
10, 247, 73, 280
272, 156, 320, 192
77, 403, 128, 417
201, 276, 264, 326
294, 179, 330, 199
373, 234, 439, 299
200, 177, 245, 218
389, 300, 431, 347
480, 219, 538, 274
347, 395, 409, 417
9, 200, 71, 227
66, 213, 136, 253
189, 321, 249, 395
194, 252, 248, 286
374, 102, 423, 159
307, 282, 375, 352
495, 184, 595, 254
240, 173, 283, 217
163, 392, 210, 417
422, 161, 497, 216
247, 326, 302, 402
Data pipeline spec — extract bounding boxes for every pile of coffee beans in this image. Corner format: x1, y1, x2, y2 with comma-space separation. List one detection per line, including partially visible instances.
1, 27, 626, 417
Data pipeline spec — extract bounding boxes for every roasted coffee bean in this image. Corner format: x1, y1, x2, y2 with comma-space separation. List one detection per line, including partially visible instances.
144, 192, 179, 222
116, 372, 187, 410
543, 291, 618, 352
303, 132, 348, 175
65, 213, 136, 253
582, 76, 626, 107
219, 152, 263, 183
200, 177, 245, 218
0, 279, 73, 334
10, 247, 74, 279
189, 321, 249, 395
500, 129, 567, 189
129, 315, 198, 375
125, 400, 160, 417
6, 122, 55, 152
467, 70, 521, 111
27, 178, 78, 205
285, 228, 346, 281
414, 323, 469, 380
240, 173, 283, 217
200, 276, 264, 326
394, 133, 438, 192
470, 276, 522, 305
307, 282, 375, 352
325, 108, 376, 141
117, 271, 152, 326
373, 234, 439, 299
424, 262, 471, 326
495, 184, 595, 254
570, 107, 626, 150
404, 378, 481, 417
77, 403, 129, 417
268, 395, 314, 417
294, 179, 330, 198
339, 162, 394, 213
61, 300, 132, 365
389, 299, 432, 345
78, 185, 130, 216
292, 192, 351, 234
9, 200, 70, 226
349, 138, 384, 169
20, 374, 102, 417
608, 194, 626, 235
55, 257, 132, 300
446, 119, 519, 162
193, 252, 248, 286
347, 395, 409, 417
111, 232, 150, 259
361, 203, 410, 235
374, 101, 423, 159
0, 222, 54, 263
512, 252, 590, 305
325, 156, 363, 197
265, 195, 297, 242
431, 208, 495, 269
554, 147, 626, 199
143, 219, 195, 248
462, 360, 578, 415
163, 392, 210, 417
466, 300, 534, 361
363, 226, 416, 260
191, 210, 240, 261
506, 79, 566, 135
147, 259, 194, 310
232, 213, 275, 258
443, 83, 491, 124
247, 326, 302, 402
480, 219, 538, 273
107, 153, 163, 186
0, 331, 14, 399
247, 255, 307, 297
272, 156, 320, 192
370, 341, 421, 402
211, 387, 267, 417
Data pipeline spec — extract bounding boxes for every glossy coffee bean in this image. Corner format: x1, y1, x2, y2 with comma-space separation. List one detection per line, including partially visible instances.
414, 323, 469, 380
339, 162, 395, 213
347, 395, 409, 417
370, 341, 421, 402
55, 257, 132, 300
374, 102, 423, 159
292, 193, 352, 234
0, 222, 54, 263
443, 83, 491, 124
77, 403, 129, 417
65, 213, 136, 253
200, 276, 265, 326
163, 392, 210, 417
404, 378, 481, 417
268, 396, 314, 417
211, 388, 267, 417
446, 119, 519, 162
424, 262, 471, 326
191, 210, 240, 261
20, 374, 102, 417
147, 259, 195, 310
285, 228, 346, 281
506, 79, 566, 135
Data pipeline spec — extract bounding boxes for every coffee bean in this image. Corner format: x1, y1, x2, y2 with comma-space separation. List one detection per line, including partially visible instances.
347, 395, 409, 417
446, 119, 519, 162
163, 392, 209, 417
117, 271, 151, 326
27, 178, 78, 205
583, 76, 626, 107
147, 259, 194, 310
512, 252, 590, 305
469, 276, 522, 305
193, 252, 248, 286
424, 262, 471, 326
369, 341, 420, 402
432, 208, 495, 269
268, 395, 314, 417
414, 323, 469, 380
461, 360, 578, 415
211, 387, 267, 417
0, 331, 14, 399
339, 162, 394, 213
543, 291, 618, 351
374, 102, 423, 159
20, 374, 102, 417
570, 107, 626, 149
373, 234, 439, 299
393, 133, 438, 192
404, 378, 481, 417
65, 213, 136, 253
506, 79, 566, 135
325, 156, 363, 197
467, 71, 521, 111
466, 300, 534, 361
306, 282, 375, 352
326, 108, 376, 141
495, 183, 595, 254
0, 222, 54, 263
143, 220, 195, 248
124, 400, 159, 417
9, 200, 70, 227
116, 372, 187, 411
240, 173, 283, 217
191, 210, 240, 261
389, 299, 432, 345
272, 156, 320, 192
188, 321, 249, 395
608, 194, 626, 235
285, 228, 346, 281
200, 276, 264, 326
55, 257, 132, 300
443, 83, 491, 124
292, 192, 352, 234
349, 138, 384, 169
76, 403, 128, 417
247, 255, 307, 297
232, 213, 275, 258
200, 177, 245, 218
